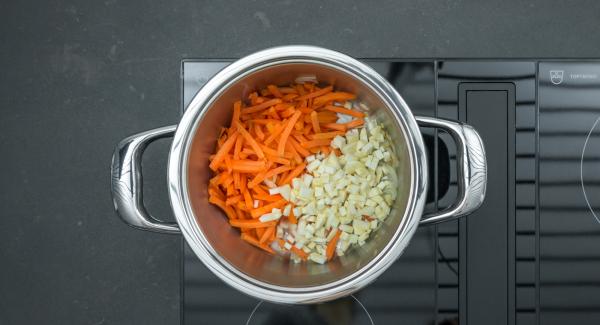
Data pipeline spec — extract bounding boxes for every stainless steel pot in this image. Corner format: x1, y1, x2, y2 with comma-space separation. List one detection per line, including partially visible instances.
111, 46, 487, 304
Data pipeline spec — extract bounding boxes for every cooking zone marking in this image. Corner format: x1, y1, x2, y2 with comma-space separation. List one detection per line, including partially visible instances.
581, 116, 600, 224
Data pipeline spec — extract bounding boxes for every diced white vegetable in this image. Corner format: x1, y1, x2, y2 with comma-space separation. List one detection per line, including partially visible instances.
339, 224, 353, 233
272, 117, 398, 264
309, 253, 326, 264
283, 204, 292, 216
259, 212, 282, 222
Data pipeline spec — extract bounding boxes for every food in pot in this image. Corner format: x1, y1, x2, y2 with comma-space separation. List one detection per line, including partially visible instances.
207, 82, 398, 263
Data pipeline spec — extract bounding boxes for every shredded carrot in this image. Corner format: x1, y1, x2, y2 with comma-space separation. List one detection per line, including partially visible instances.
279, 162, 307, 185
309, 131, 345, 140
253, 193, 283, 202
209, 132, 238, 171
321, 123, 347, 132
288, 137, 311, 157
241, 233, 275, 254
254, 123, 265, 141
264, 123, 284, 145
241, 98, 282, 115
295, 85, 333, 100
259, 226, 276, 244
207, 81, 364, 261
230, 219, 277, 228
326, 230, 341, 260
277, 110, 302, 157
267, 85, 283, 98
225, 195, 242, 206
250, 199, 287, 218
285, 140, 303, 163
344, 119, 364, 129
300, 139, 331, 148
310, 110, 321, 133
208, 196, 237, 220
291, 246, 308, 260
248, 165, 292, 188
323, 105, 365, 118
235, 121, 265, 159
314, 92, 356, 107
288, 204, 297, 224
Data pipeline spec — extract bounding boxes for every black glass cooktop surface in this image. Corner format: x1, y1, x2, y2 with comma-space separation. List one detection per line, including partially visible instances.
180, 59, 600, 325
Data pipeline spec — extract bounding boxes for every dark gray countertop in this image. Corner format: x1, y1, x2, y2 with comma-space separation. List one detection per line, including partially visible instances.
2, 1, 600, 324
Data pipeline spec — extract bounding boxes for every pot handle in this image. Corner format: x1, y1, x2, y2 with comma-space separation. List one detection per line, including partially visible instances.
415, 116, 487, 225
111, 125, 181, 234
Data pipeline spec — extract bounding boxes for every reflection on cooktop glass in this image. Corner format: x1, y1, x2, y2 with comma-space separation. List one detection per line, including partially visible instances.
180, 59, 600, 325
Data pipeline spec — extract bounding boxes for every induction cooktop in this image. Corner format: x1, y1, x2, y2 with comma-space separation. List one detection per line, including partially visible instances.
180, 60, 600, 325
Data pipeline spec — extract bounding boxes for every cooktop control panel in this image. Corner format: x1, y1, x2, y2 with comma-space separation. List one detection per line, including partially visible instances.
181, 60, 600, 325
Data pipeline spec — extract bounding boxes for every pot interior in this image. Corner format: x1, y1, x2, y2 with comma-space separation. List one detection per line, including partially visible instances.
185, 61, 413, 288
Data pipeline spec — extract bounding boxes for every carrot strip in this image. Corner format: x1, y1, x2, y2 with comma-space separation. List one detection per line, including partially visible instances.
266, 155, 291, 165
250, 199, 287, 218
248, 165, 292, 188
300, 139, 331, 148
247, 171, 266, 189
254, 123, 265, 141
233, 136, 243, 160
264, 123, 284, 145
208, 186, 225, 201
290, 139, 310, 158
277, 110, 302, 157
295, 85, 333, 100
280, 162, 306, 185
253, 193, 283, 202
282, 140, 302, 164
323, 105, 365, 118
231, 101, 242, 126
310, 110, 321, 133
233, 172, 243, 190
235, 121, 265, 159
241, 98, 282, 114
317, 114, 339, 123
250, 119, 280, 125
223, 155, 233, 173
209, 132, 238, 171
230, 219, 277, 228
314, 92, 356, 107
288, 205, 297, 224
291, 133, 309, 143
209, 196, 237, 220
243, 188, 253, 210
280, 106, 296, 118
241, 233, 275, 254
310, 131, 345, 140
230, 160, 266, 172
267, 85, 283, 98
291, 246, 308, 260
344, 119, 364, 129
225, 195, 242, 206
233, 206, 245, 219
259, 226, 276, 244
326, 230, 341, 260
282, 93, 298, 101
321, 123, 347, 132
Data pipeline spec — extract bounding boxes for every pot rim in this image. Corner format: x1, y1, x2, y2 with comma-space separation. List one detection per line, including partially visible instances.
167, 45, 428, 303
